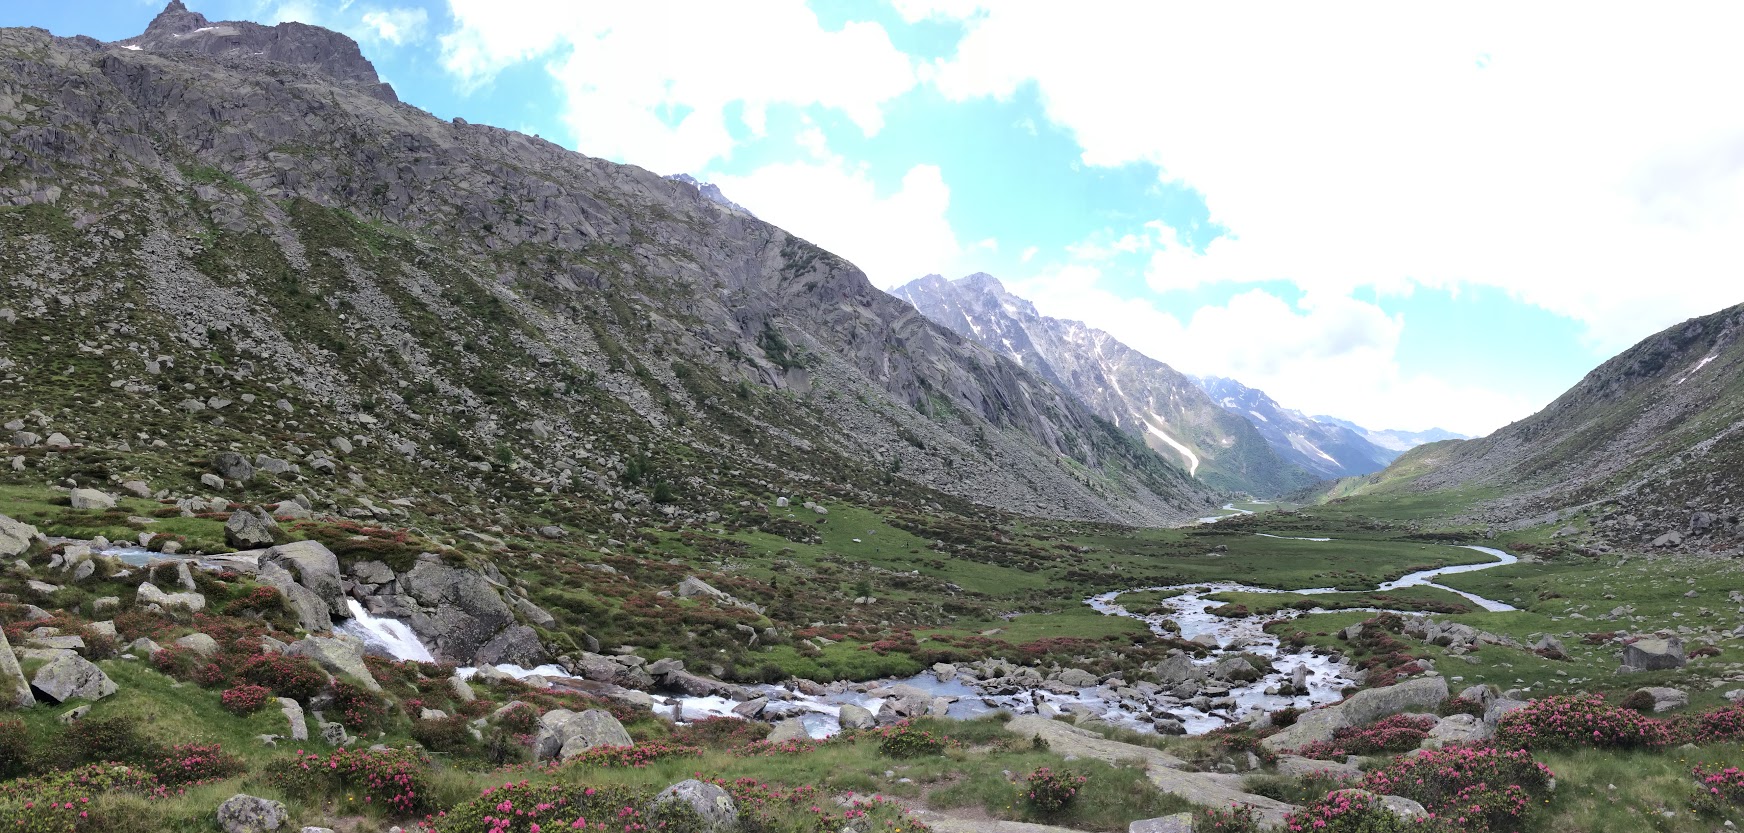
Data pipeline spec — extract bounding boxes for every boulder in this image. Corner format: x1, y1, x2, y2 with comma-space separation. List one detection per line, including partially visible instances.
1484, 697, 1529, 727
68, 489, 116, 510
1533, 635, 1569, 661
534, 709, 633, 761
510, 595, 557, 627
1263, 677, 1448, 751
138, 582, 206, 613
1276, 754, 1363, 779
1422, 713, 1493, 748
473, 625, 549, 668
0, 514, 38, 558
288, 635, 381, 691
838, 702, 876, 730
1128, 814, 1194, 833
766, 719, 809, 743
1622, 638, 1687, 671
30, 651, 117, 703
212, 451, 256, 482
217, 793, 288, 833
0, 624, 34, 708
653, 780, 738, 832
256, 561, 331, 632
278, 698, 309, 741
1057, 667, 1098, 687
225, 507, 279, 549
1637, 686, 1689, 712
263, 541, 346, 618
176, 633, 221, 658
1212, 656, 1263, 683
401, 561, 514, 662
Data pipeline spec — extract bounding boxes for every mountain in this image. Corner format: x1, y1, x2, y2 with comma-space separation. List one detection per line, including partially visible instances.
0, 6, 1222, 528
1195, 377, 1399, 479
1326, 302, 1744, 554
1309, 416, 1466, 454
892, 274, 1317, 496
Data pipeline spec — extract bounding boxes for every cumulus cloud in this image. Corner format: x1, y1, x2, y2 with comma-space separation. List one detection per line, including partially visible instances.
439, 0, 919, 173
360, 7, 428, 45
931, 3, 1744, 355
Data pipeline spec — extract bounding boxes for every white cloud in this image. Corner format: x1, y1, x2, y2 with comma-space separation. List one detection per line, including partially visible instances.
712, 157, 961, 290
1008, 266, 1534, 435
931, 4, 1744, 355
360, 7, 428, 45
439, 0, 919, 173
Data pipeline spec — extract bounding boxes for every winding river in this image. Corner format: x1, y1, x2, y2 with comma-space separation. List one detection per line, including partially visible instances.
103, 535, 1521, 738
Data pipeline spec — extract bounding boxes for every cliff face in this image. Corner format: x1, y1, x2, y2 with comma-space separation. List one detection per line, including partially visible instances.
0, 11, 1219, 527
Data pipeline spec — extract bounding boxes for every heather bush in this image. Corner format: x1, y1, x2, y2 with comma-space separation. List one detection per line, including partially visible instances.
1667, 704, 1744, 745
236, 652, 328, 701
1282, 789, 1412, 833
1436, 696, 1485, 718
331, 680, 391, 733
1691, 763, 1744, 816
670, 714, 773, 748
1359, 745, 1553, 833
149, 743, 245, 788
1198, 804, 1262, 832
0, 763, 165, 833
562, 742, 703, 769
1495, 693, 1670, 750
875, 723, 953, 758
220, 684, 273, 715
1618, 689, 1656, 713
421, 782, 704, 833
1019, 767, 1086, 816
410, 714, 478, 756
1290, 714, 1435, 759
266, 747, 432, 814
62, 716, 157, 767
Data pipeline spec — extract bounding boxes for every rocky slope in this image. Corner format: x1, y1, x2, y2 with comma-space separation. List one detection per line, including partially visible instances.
0, 5, 1221, 530
1332, 302, 1744, 554
1195, 376, 1401, 480
893, 273, 1316, 496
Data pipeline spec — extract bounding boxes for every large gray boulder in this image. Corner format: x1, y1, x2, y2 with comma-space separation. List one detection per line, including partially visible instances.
217, 793, 288, 833
256, 561, 332, 632
838, 702, 875, 730
0, 514, 39, 558
176, 633, 221, 658
766, 719, 809, 743
1622, 638, 1686, 671
1637, 686, 1689, 712
1421, 713, 1492, 748
138, 581, 207, 613
473, 625, 549, 668
212, 451, 256, 482
30, 651, 117, 703
263, 541, 346, 618
225, 507, 279, 549
288, 635, 381, 691
1263, 676, 1448, 751
533, 708, 633, 761
1129, 815, 1193, 833
0, 624, 34, 709
68, 488, 116, 510
653, 780, 738, 832
401, 561, 514, 662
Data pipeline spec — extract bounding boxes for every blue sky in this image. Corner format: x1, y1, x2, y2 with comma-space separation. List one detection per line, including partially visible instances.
9, 1, 1744, 435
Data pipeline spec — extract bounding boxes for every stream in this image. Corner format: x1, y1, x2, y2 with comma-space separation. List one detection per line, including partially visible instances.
104, 535, 1521, 739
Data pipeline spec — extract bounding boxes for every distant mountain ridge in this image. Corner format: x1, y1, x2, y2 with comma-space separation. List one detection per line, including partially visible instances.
1194, 376, 1403, 480
1309, 416, 1465, 454
893, 273, 1318, 497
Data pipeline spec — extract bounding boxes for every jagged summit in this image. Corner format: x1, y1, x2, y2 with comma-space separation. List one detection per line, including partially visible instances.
116, 1, 397, 102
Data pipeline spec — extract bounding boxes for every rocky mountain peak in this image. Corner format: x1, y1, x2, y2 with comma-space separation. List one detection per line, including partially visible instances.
119, 1, 398, 102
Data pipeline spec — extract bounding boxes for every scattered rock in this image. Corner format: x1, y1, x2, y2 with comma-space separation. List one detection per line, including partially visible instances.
838, 703, 876, 730
0, 625, 34, 708
288, 635, 381, 692
534, 709, 633, 761
0, 514, 39, 558
68, 488, 116, 510
1637, 686, 1689, 713
30, 651, 117, 703
138, 581, 206, 613
653, 779, 738, 832
1128, 814, 1194, 833
217, 793, 288, 833
225, 507, 280, 549
1621, 638, 1687, 672
212, 451, 256, 482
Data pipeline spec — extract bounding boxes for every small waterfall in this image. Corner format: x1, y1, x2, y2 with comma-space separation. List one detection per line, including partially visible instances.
338, 599, 435, 662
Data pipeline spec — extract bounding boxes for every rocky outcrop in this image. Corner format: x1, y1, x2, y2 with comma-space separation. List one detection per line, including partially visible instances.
137, 581, 206, 613
225, 507, 279, 549
533, 708, 632, 761
1262, 676, 1449, 751
397, 561, 515, 663
263, 541, 345, 618
68, 489, 116, 510
122, 1, 397, 102
0, 514, 38, 558
288, 635, 381, 692
0, 625, 34, 709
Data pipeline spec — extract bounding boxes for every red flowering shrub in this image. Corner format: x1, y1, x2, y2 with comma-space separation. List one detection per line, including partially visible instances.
330, 680, 391, 733
495, 702, 539, 734
265, 747, 432, 814
220, 585, 284, 616
1283, 789, 1411, 832
1692, 763, 1744, 816
1290, 714, 1436, 759
1667, 704, 1744, 745
1020, 767, 1086, 815
670, 715, 772, 748
150, 743, 245, 788
0, 763, 168, 833
562, 742, 702, 769
1199, 804, 1262, 832
1359, 745, 1553, 832
874, 723, 954, 758
1495, 694, 1670, 750
220, 685, 273, 716
237, 653, 328, 702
